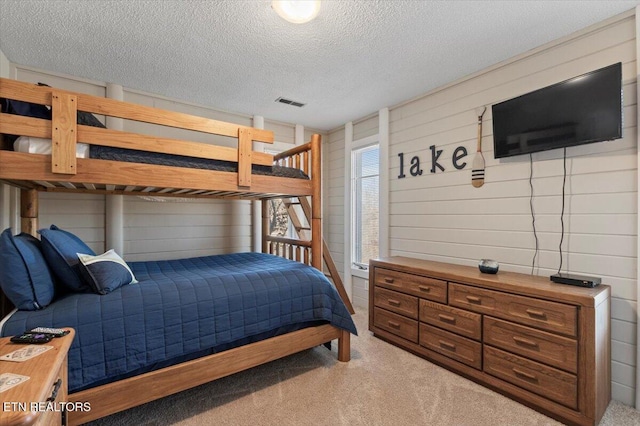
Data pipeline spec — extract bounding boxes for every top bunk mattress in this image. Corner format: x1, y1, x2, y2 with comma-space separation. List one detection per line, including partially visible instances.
89, 144, 308, 179
12, 137, 308, 180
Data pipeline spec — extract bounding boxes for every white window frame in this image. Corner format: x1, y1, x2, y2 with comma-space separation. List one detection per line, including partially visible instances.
346, 134, 379, 279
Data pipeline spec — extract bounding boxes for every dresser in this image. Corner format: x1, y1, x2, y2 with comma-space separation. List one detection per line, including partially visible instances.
369, 257, 610, 426
0, 329, 74, 426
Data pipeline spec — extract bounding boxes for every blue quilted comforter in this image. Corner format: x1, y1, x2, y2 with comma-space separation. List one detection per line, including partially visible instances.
0, 253, 356, 392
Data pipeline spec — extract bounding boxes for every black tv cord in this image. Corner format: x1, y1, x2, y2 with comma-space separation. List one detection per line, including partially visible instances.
557, 148, 567, 274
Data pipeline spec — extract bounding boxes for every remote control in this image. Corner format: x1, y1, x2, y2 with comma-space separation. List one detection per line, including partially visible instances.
10, 333, 53, 344
28, 327, 69, 337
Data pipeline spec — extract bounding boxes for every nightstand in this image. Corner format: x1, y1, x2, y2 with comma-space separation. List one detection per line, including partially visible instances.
0, 329, 74, 426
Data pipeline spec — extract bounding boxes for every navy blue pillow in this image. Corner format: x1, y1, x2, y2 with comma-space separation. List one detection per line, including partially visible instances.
0, 228, 55, 310
77, 250, 137, 295
38, 225, 96, 292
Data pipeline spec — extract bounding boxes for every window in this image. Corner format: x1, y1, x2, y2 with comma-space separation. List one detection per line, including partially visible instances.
351, 143, 379, 271
267, 199, 290, 237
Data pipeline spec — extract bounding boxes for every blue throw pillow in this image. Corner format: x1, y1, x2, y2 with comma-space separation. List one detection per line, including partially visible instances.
77, 250, 137, 295
38, 224, 96, 292
0, 228, 55, 310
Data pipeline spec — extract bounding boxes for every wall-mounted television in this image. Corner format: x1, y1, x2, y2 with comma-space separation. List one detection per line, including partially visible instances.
492, 62, 623, 159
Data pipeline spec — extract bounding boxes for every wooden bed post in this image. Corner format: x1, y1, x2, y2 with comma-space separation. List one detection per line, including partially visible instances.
262, 200, 269, 254
238, 128, 252, 187
311, 134, 322, 271
20, 189, 38, 237
338, 329, 351, 362
51, 91, 78, 175
308, 134, 352, 362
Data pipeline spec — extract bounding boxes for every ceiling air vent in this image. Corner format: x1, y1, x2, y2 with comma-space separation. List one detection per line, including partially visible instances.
275, 97, 305, 108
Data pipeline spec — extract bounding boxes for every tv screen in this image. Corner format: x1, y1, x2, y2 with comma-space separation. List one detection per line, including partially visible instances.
492, 62, 622, 159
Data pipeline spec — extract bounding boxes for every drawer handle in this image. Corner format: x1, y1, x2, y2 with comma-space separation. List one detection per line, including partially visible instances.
438, 340, 457, 351
512, 367, 538, 382
387, 299, 401, 307
438, 314, 456, 323
388, 321, 401, 329
526, 309, 547, 319
46, 379, 62, 402
466, 295, 481, 304
384, 277, 395, 284
418, 285, 431, 292
513, 336, 539, 348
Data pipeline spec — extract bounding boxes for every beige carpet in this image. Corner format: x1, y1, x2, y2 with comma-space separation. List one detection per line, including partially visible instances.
86, 308, 640, 426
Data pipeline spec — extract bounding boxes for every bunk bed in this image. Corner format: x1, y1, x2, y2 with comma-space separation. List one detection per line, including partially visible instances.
0, 78, 356, 425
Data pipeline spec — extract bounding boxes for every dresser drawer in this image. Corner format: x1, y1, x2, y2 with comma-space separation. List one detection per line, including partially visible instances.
419, 300, 481, 341
419, 324, 482, 369
375, 268, 447, 303
484, 317, 577, 373
449, 283, 577, 336
374, 307, 419, 343
374, 287, 418, 319
484, 346, 577, 410
31, 364, 65, 425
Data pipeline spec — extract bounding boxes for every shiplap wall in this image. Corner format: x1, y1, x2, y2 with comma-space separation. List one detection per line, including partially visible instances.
0, 49, 11, 232
326, 126, 346, 280
325, 114, 379, 308
326, 11, 638, 405
6, 65, 316, 261
389, 14, 637, 405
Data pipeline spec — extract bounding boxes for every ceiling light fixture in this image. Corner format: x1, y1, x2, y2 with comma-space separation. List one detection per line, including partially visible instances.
272, 1, 321, 24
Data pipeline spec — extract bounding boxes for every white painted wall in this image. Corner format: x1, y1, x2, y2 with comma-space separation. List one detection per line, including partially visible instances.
326, 11, 638, 406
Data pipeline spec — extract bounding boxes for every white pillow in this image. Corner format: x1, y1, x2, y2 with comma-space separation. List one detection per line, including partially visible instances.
14, 136, 90, 158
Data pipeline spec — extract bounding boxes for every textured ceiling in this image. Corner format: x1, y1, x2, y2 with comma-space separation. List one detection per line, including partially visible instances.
0, 0, 639, 131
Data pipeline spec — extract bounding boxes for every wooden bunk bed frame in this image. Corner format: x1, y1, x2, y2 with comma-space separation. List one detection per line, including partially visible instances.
0, 78, 352, 425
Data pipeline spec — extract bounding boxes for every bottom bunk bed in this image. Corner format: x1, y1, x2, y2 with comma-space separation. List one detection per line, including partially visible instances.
0, 229, 356, 425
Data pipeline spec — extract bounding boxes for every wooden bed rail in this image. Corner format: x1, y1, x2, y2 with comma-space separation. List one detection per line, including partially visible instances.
0, 77, 274, 187
274, 137, 320, 173
67, 324, 350, 425
261, 134, 323, 270
265, 236, 313, 264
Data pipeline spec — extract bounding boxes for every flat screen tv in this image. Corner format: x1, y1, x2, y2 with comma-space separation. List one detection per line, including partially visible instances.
492, 62, 622, 159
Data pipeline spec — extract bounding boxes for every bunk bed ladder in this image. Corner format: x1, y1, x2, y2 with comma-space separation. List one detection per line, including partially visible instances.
283, 196, 355, 315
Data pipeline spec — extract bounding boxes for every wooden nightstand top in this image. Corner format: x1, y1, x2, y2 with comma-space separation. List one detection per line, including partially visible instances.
0, 329, 74, 426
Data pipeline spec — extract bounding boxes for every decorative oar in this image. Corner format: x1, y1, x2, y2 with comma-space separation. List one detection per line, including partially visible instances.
472, 106, 487, 188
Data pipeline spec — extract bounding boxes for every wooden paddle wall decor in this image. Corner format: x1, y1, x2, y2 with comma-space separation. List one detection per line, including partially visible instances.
471, 106, 487, 187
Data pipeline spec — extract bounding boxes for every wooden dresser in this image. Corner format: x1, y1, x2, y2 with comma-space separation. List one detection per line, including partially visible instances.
369, 257, 610, 426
